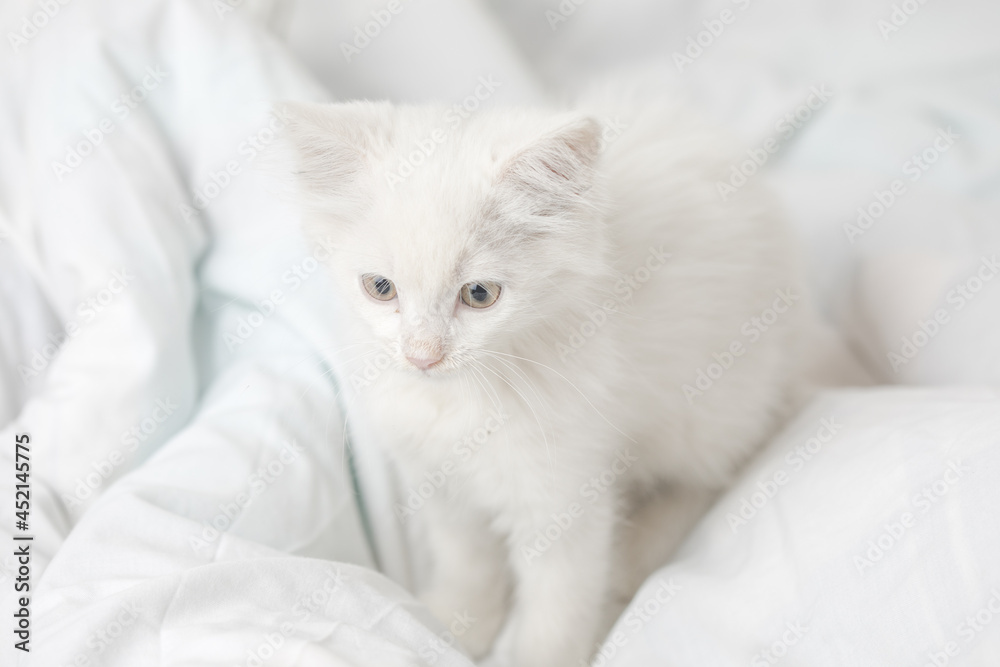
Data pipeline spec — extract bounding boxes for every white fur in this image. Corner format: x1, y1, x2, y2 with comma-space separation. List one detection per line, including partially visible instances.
280, 96, 803, 667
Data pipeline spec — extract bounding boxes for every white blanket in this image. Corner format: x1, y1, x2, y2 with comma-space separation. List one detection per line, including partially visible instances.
1, 0, 998, 665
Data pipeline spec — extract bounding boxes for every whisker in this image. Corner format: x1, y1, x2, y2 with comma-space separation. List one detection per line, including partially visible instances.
468, 362, 504, 421
481, 349, 637, 444
475, 357, 554, 467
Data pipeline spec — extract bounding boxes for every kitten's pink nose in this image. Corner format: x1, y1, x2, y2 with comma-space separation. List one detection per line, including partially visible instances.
406, 354, 442, 370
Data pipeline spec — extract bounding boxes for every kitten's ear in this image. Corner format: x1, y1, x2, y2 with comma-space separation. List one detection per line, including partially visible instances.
497, 117, 602, 215
276, 101, 389, 199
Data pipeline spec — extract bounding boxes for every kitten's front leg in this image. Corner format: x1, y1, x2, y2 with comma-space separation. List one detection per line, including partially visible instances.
491, 493, 616, 667
416, 493, 511, 659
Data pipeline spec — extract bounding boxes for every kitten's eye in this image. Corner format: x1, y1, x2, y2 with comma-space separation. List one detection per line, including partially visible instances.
362, 274, 397, 301
460, 281, 501, 309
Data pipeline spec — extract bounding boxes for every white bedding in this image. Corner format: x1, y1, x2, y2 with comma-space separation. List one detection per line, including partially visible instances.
0, 0, 998, 665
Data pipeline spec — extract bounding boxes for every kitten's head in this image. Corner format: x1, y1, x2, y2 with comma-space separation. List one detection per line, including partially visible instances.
280, 101, 610, 377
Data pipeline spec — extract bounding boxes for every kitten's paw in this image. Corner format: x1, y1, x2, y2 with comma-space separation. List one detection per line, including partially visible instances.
420, 587, 508, 658
488, 607, 596, 667
484, 612, 522, 667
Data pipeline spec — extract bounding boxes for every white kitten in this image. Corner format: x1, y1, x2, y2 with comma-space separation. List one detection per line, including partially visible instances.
280, 95, 803, 667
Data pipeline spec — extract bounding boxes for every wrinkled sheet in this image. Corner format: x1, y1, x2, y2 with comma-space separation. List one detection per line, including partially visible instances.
0, 0, 998, 665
